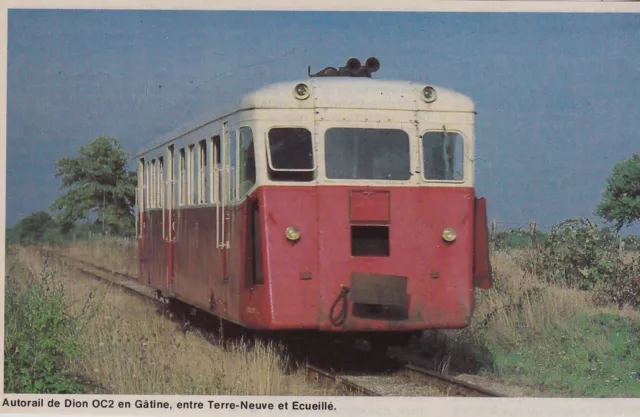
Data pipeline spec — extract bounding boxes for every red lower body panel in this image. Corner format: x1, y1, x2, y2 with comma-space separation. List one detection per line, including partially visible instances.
139, 185, 489, 333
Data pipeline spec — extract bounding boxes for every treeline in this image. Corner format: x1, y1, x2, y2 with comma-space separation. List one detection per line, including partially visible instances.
492, 226, 640, 252
5, 212, 122, 245
6, 136, 136, 245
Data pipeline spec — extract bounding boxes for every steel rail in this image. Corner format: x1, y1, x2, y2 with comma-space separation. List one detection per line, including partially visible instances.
402, 363, 507, 397
305, 364, 382, 397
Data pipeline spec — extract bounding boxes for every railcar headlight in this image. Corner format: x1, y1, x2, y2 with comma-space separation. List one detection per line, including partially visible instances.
285, 226, 301, 241
442, 228, 457, 242
293, 83, 310, 100
422, 86, 437, 103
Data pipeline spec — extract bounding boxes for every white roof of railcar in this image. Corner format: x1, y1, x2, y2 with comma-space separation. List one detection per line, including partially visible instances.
135, 77, 475, 158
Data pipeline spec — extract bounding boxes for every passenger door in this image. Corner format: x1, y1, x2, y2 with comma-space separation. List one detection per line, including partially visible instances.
214, 122, 232, 316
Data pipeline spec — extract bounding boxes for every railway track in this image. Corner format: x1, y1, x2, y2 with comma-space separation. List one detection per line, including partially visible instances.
305, 365, 382, 396
39, 247, 507, 398
401, 363, 505, 397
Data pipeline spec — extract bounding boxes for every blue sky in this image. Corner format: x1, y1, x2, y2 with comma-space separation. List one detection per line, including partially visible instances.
6, 10, 640, 233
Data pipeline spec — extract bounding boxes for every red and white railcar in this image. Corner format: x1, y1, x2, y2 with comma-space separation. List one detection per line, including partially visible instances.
135, 58, 492, 344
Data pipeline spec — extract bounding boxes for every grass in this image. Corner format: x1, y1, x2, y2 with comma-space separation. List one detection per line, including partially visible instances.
53, 238, 640, 397
4, 247, 86, 393
5, 245, 342, 396
491, 313, 640, 397
424, 249, 640, 397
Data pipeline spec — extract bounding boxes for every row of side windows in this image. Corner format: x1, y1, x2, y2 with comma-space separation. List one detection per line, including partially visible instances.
139, 126, 256, 210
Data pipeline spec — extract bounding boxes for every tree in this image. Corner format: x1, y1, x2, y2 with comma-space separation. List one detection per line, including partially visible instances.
50, 136, 136, 237
6, 211, 59, 244
595, 153, 640, 233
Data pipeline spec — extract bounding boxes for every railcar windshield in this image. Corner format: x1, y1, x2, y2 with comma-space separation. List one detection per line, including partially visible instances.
324, 128, 411, 181
267, 127, 315, 182
422, 131, 465, 181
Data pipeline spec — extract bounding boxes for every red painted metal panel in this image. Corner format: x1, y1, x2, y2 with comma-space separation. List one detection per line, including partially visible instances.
258, 185, 476, 332
145, 211, 167, 291
139, 184, 482, 333
349, 190, 390, 224
239, 194, 273, 329
473, 197, 493, 290
258, 187, 320, 328
165, 208, 174, 293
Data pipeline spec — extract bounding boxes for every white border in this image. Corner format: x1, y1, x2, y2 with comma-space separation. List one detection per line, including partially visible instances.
2, 2, 640, 417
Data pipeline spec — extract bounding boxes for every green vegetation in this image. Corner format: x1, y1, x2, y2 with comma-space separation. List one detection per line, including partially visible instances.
431, 152, 640, 397
4, 248, 87, 393
493, 228, 547, 251
6, 136, 137, 245
5, 211, 62, 245
49, 136, 136, 237
4, 135, 137, 393
595, 152, 640, 233
490, 313, 640, 397
525, 218, 639, 302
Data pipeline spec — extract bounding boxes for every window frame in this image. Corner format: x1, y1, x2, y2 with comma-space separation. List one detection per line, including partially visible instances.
238, 125, 257, 198
419, 129, 467, 184
198, 139, 208, 205
322, 126, 413, 182
265, 126, 316, 173
188, 144, 195, 205
228, 129, 240, 203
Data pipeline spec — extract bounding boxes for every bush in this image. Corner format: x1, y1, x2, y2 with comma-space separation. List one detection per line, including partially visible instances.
4, 252, 86, 393
493, 229, 532, 251
522, 218, 640, 308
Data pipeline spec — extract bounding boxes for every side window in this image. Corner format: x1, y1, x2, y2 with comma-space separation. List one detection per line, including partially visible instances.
167, 146, 174, 209
229, 130, 238, 202
267, 127, 315, 182
211, 135, 221, 204
158, 157, 164, 208
151, 159, 156, 208
179, 148, 186, 206
239, 127, 256, 197
198, 139, 208, 204
138, 158, 145, 211
145, 161, 151, 209
422, 131, 465, 181
188, 144, 195, 205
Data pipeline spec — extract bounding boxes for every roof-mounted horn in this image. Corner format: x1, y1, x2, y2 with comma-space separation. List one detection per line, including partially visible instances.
308, 57, 380, 78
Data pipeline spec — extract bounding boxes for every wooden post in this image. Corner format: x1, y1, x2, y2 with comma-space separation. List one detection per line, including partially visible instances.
490, 219, 497, 251
529, 221, 537, 249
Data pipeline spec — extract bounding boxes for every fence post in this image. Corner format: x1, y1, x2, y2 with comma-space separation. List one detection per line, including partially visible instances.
490, 219, 497, 251
530, 221, 537, 250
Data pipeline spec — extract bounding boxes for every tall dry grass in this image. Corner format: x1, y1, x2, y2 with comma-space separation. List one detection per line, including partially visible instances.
58, 237, 640, 397
60, 237, 138, 277
10, 246, 341, 396
472, 250, 592, 345
419, 249, 639, 380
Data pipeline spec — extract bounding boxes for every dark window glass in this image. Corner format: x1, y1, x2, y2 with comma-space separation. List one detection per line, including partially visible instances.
422, 131, 464, 181
240, 127, 256, 196
267, 128, 314, 182
325, 128, 410, 180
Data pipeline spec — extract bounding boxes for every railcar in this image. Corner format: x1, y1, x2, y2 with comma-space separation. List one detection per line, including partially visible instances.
135, 57, 492, 349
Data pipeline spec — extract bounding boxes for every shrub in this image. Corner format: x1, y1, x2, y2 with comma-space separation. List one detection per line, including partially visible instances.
522, 218, 640, 308
4, 252, 86, 393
